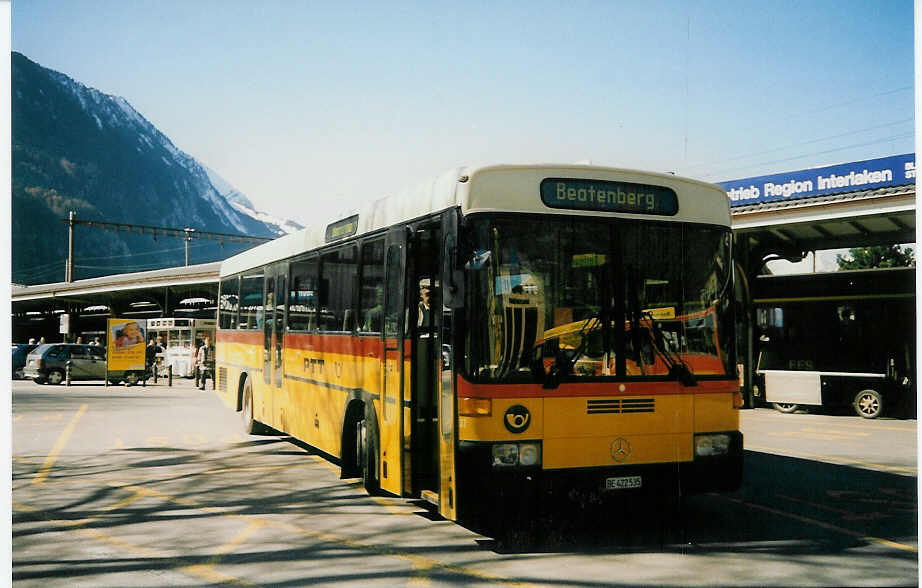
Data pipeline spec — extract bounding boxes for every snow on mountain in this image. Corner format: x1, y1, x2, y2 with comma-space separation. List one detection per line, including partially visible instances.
202, 165, 304, 235
228, 200, 304, 235
202, 165, 256, 210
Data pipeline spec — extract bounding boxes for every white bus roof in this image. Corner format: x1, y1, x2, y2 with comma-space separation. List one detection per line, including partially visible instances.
220, 164, 730, 277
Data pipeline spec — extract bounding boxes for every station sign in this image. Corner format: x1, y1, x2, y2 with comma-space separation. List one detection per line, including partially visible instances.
718, 153, 915, 207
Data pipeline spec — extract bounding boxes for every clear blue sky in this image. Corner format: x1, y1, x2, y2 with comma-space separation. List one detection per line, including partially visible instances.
11, 0, 915, 227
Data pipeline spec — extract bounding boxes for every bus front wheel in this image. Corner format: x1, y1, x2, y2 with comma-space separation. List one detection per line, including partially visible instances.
772, 402, 800, 414
853, 389, 883, 419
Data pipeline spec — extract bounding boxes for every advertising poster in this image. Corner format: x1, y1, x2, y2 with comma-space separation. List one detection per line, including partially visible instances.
107, 318, 147, 371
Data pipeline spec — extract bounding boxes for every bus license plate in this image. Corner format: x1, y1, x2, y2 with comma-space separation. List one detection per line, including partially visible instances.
605, 476, 642, 490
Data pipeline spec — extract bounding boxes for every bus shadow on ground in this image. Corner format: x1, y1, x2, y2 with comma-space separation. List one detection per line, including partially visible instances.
11, 439, 917, 585
472, 451, 917, 556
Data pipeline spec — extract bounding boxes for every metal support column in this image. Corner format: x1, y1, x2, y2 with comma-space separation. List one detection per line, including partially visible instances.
184, 228, 194, 266
66, 211, 75, 283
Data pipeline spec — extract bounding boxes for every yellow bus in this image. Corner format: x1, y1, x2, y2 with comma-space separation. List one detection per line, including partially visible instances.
215, 164, 742, 528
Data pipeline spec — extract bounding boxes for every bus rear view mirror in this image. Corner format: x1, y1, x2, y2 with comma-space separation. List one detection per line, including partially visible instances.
441, 210, 465, 309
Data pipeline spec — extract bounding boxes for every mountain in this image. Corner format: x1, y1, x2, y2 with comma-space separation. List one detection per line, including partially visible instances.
202, 165, 304, 235
11, 51, 302, 285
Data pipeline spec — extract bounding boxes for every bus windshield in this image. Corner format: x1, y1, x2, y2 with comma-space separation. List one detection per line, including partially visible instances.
463, 215, 734, 383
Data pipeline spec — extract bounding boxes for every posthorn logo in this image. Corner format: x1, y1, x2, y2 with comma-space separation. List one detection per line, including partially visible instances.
504, 405, 531, 433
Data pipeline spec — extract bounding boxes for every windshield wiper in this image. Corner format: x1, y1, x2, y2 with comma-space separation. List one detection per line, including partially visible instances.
642, 311, 697, 387
539, 265, 614, 388
625, 268, 696, 386
539, 316, 598, 389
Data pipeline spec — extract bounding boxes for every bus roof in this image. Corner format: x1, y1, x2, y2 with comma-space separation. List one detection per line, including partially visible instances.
220, 164, 730, 277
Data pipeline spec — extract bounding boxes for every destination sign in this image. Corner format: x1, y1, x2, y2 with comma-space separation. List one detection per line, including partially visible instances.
540, 178, 678, 216
325, 215, 359, 243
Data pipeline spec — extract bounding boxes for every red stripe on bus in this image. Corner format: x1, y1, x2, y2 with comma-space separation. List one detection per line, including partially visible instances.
284, 332, 388, 359
457, 377, 738, 398
217, 330, 262, 345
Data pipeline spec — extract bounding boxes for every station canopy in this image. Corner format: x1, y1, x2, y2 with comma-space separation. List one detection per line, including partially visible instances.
720, 153, 915, 258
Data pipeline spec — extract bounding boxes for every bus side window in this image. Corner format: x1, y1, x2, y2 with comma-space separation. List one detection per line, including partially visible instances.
360, 239, 385, 333
288, 257, 317, 332
319, 247, 358, 333
219, 276, 239, 330
239, 273, 264, 331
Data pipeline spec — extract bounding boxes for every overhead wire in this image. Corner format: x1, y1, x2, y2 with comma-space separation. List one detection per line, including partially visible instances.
685, 118, 913, 171
687, 85, 914, 180
700, 132, 914, 180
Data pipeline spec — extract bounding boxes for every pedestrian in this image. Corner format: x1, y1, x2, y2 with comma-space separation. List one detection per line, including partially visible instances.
194, 338, 203, 387
197, 335, 214, 391
146, 338, 162, 375
28, 338, 36, 345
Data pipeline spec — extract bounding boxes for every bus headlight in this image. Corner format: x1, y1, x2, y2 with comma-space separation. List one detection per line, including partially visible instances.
518, 442, 541, 466
492, 444, 518, 466
492, 442, 541, 468
695, 434, 731, 457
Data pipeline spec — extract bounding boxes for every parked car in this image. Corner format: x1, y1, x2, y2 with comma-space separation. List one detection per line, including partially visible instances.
22, 343, 145, 385
12, 343, 38, 379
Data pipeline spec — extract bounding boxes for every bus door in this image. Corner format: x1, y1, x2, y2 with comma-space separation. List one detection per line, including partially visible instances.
262, 263, 287, 428
437, 212, 461, 521
275, 264, 288, 428
379, 228, 408, 496
409, 226, 442, 507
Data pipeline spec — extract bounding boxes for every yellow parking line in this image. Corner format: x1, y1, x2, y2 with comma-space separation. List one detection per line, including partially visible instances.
180, 564, 254, 586
12, 500, 37, 513
746, 444, 917, 475
33, 404, 88, 486
77, 526, 161, 559
100, 488, 152, 512
213, 520, 267, 557
726, 496, 917, 553
180, 520, 265, 586
113, 482, 531, 586
14, 494, 253, 586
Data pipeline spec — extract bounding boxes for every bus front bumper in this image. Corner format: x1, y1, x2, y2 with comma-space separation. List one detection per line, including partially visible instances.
456, 431, 743, 507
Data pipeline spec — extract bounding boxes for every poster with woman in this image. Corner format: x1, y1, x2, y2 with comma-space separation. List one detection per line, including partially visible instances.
107, 318, 147, 371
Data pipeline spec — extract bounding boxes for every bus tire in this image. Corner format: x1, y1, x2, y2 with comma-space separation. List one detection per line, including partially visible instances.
241, 377, 261, 434
772, 402, 799, 414
853, 389, 883, 419
356, 419, 380, 495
